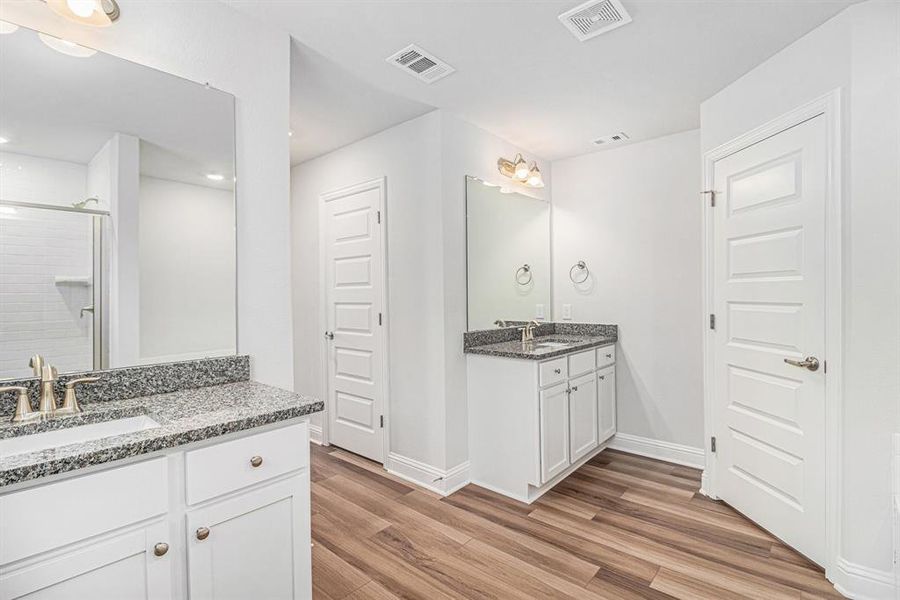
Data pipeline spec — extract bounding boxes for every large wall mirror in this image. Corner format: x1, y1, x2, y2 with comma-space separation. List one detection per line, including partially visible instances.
0, 25, 236, 379
465, 176, 551, 330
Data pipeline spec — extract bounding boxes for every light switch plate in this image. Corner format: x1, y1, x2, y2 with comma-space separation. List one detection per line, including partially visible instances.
562, 304, 573, 320
535, 304, 545, 319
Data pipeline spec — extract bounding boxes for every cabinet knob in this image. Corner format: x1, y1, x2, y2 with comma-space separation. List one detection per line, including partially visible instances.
250, 455, 263, 468
196, 527, 210, 541
599, 375, 605, 380
553, 368, 561, 374
605, 353, 612, 359
154, 542, 169, 557
571, 385, 578, 392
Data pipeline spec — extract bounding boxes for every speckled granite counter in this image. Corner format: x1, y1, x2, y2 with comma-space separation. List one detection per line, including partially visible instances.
0, 381, 323, 488
464, 322, 617, 360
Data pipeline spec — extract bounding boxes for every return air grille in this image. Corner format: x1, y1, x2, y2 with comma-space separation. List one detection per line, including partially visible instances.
558, 0, 632, 42
387, 44, 455, 84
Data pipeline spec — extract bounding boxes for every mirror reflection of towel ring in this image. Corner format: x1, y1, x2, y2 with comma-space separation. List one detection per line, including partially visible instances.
515, 264, 533, 285
569, 260, 589, 284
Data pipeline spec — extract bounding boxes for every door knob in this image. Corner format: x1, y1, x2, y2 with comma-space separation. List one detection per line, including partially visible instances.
784, 356, 820, 372
196, 527, 210, 540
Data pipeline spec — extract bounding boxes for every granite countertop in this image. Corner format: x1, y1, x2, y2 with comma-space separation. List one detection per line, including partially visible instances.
0, 381, 323, 488
465, 334, 617, 360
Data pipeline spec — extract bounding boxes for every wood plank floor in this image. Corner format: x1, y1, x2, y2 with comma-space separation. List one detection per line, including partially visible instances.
310, 444, 841, 599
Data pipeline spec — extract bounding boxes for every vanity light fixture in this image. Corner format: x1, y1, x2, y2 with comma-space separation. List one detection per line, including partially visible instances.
45, 0, 120, 27
0, 20, 19, 34
38, 33, 97, 57
497, 153, 545, 188
206, 173, 225, 182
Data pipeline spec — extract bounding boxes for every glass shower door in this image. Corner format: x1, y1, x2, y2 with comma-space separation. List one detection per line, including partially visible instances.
0, 204, 101, 379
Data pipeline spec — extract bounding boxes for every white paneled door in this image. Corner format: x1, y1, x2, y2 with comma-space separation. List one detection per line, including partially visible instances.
712, 115, 827, 565
322, 179, 386, 463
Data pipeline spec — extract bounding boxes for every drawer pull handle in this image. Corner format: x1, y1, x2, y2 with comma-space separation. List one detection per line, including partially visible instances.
154, 542, 169, 557
605, 354, 612, 359
553, 368, 561, 374
196, 527, 210, 541
250, 455, 263, 468
599, 375, 605, 380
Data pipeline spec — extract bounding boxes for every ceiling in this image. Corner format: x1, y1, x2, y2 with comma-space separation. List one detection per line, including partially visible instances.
229, 0, 857, 162
0, 25, 235, 190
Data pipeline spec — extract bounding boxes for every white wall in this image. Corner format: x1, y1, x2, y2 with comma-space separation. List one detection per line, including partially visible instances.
0, 152, 87, 207
139, 176, 236, 363
291, 110, 550, 474
701, 0, 900, 590
551, 130, 704, 450
0, 0, 293, 388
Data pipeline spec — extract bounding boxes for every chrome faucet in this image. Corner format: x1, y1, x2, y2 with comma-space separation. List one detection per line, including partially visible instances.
38, 364, 59, 419
494, 319, 509, 328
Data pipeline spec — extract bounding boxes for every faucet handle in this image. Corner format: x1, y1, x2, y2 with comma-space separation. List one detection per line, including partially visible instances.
29, 354, 45, 377
58, 377, 100, 416
1, 386, 38, 423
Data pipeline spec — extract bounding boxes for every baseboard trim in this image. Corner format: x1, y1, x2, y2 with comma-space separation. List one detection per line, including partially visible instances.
385, 452, 470, 496
608, 432, 705, 469
832, 557, 895, 600
308, 423, 324, 445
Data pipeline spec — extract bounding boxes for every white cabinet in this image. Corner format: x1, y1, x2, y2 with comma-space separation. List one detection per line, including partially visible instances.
539, 382, 570, 483
598, 364, 616, 442
569, 371, 599, 463
467, 343, 616, 503
0, 521, 172, 600
187, 475, 310, 600
0, 420, 312, 600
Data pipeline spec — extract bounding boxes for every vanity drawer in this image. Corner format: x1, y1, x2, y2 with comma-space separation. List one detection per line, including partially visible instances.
597, 344, 616, 368
0, 457, 168, 565
568, 350, 595, 377
185, 421, 308, 505
539, 357, 568, 388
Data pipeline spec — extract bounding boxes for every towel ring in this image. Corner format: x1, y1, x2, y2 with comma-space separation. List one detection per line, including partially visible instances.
569, 260, 589, 284
515, 264, 533, 285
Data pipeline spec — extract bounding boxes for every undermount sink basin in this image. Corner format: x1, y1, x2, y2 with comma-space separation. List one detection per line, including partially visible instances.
0, 415, 160, 458
535, 341, 571, 349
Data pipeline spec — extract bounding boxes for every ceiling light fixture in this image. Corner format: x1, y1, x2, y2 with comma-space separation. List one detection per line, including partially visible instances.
45, 0, 120, 27
497, 153, 545, 188
38, 33, 97, 57
0, 20, 19, 34
206, 173, 225, 182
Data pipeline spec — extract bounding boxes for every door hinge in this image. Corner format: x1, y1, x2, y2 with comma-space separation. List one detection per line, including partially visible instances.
710, 436, 717, 453
376, 210, 381, 224
709, 314, 716, 330
379, 415, 384, 428
378, 312, 383, 326
703, 190, 716, 207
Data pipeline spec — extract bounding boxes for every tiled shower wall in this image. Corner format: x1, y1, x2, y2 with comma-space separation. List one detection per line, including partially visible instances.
0, 154, 94, 379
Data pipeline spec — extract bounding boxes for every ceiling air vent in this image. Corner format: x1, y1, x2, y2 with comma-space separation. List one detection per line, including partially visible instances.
593, 131, 630, 146
386, 44, 455, 84
558, 0, 632, 42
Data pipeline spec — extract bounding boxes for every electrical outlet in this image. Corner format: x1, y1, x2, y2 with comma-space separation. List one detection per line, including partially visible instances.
535, 304, 545, 319
562, 304, 573, 320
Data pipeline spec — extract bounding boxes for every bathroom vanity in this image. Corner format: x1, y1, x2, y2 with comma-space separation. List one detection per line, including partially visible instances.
465, 323, 617, 503
0, 358, 323, 600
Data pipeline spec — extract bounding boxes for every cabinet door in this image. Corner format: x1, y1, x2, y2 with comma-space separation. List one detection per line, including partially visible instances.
540, 382, 570, 484
598, 365, 617, 442
0, 521, 172, 600
569, 371, 599, 462
187, 473, 311, 600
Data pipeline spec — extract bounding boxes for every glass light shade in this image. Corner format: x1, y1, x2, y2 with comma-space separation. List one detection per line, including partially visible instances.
527, 163, 544, 188
46, 0, 113, 27
0, 21, 19, 34
513, 154, 529, 180
38, 33, 97, 58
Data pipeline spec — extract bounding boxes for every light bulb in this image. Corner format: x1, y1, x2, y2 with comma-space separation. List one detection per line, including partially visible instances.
527, 163, 544, 188
206, 173, 225, 181
67, 0, 98, 17
513, 154, 529, 180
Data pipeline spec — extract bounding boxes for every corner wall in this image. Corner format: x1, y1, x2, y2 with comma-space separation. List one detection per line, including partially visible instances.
0, 1, 294, 389
701, 1, 900, 594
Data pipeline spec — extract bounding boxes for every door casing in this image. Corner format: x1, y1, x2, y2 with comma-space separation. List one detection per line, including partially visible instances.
701, 89, 843, 577
317, 177, 391, 464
